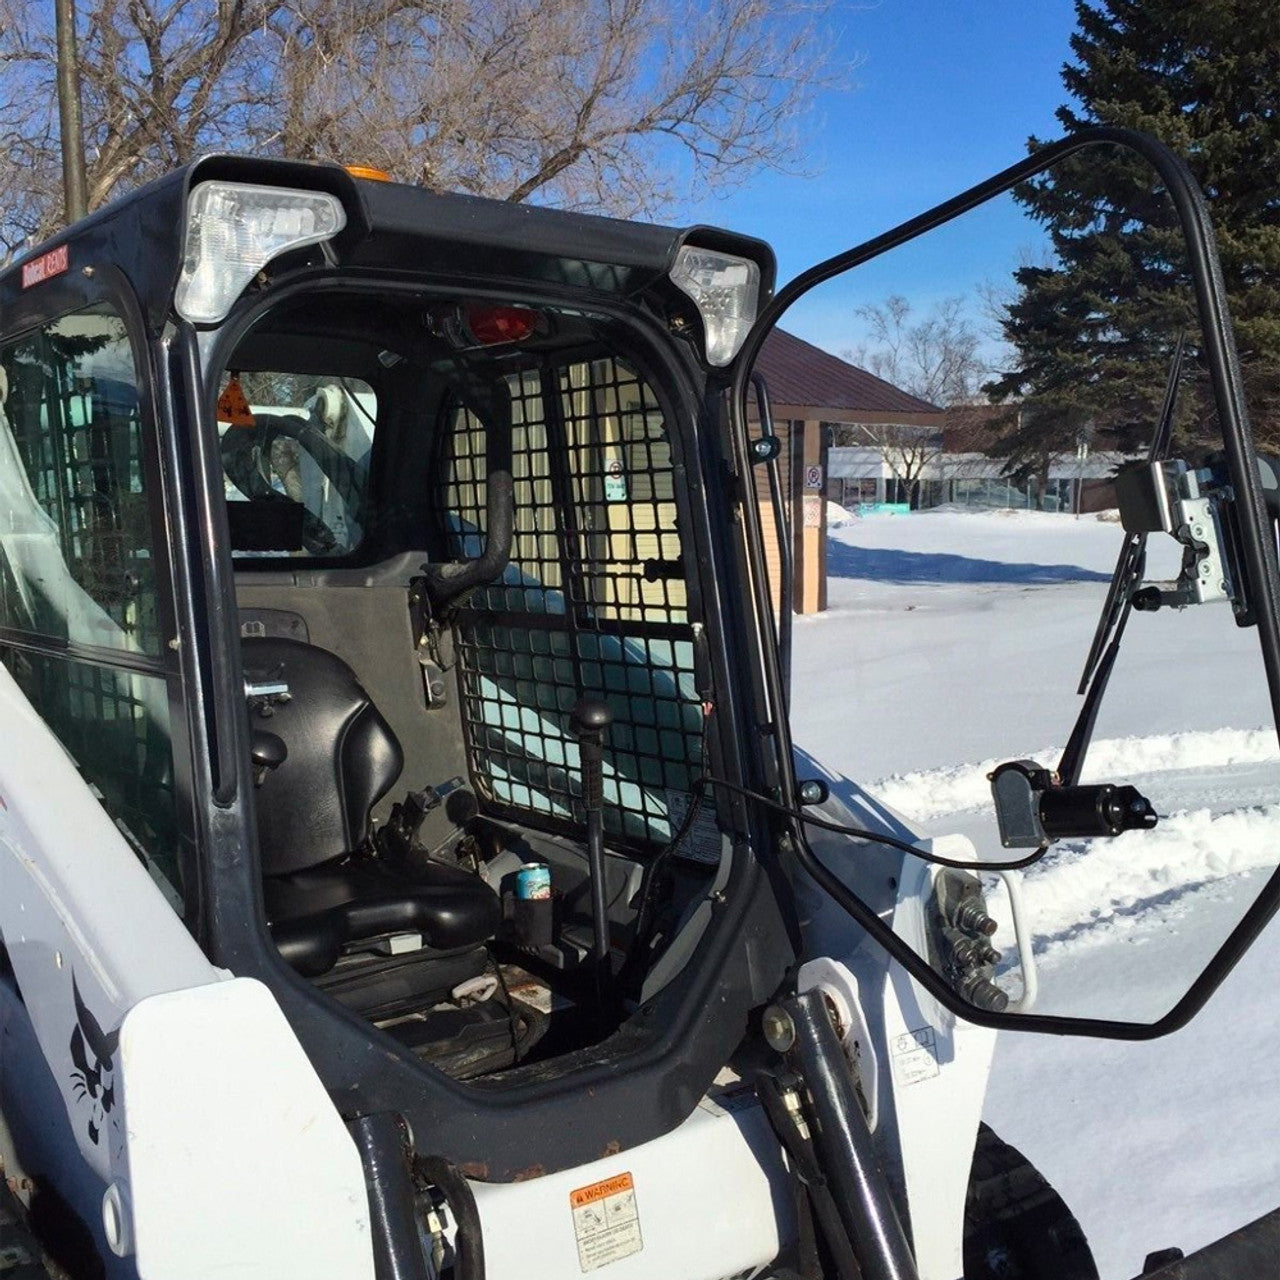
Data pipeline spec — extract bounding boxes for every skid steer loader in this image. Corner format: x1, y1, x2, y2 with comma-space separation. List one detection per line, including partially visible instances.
1, 126, 1278, 1280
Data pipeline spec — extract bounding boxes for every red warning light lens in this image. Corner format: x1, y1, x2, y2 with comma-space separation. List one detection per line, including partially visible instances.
465, 305, 541, 346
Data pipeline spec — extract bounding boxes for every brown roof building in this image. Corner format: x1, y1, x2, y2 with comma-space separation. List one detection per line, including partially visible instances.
750, 329, 943, 614
754, 328, 942, 422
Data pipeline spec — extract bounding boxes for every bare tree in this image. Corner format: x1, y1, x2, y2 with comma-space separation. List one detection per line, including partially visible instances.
851, 295, 987, 406
0, 0, 840, 257
836, 295, 988, 507
848, 422, 940, 509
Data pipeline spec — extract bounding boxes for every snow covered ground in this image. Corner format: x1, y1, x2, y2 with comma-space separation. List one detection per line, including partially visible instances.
791, 507, 1280, 1278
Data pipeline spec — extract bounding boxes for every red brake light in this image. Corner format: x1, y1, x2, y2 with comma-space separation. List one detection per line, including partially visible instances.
465, 305, 541, 346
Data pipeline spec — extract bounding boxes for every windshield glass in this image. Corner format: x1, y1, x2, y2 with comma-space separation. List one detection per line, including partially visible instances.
217, 371, 376, 556
748, 136, 1280, 1028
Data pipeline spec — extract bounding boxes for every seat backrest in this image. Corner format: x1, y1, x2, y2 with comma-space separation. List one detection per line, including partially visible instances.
242, 637, 403, 875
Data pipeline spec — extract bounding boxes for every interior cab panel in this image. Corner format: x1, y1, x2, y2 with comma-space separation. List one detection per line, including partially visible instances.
220, 286, 723, 1080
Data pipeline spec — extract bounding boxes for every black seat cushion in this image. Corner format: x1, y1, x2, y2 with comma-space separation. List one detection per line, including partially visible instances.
243, 636, 404, 874
266, 859, 502, 978
242, 636, 500, 976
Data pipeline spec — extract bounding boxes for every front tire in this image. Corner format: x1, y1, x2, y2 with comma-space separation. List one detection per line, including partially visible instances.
962, 1123, 1099, 1280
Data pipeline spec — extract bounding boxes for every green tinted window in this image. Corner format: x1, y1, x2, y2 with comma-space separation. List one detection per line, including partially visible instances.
0, 304, 162, 653
0, 648, 181, 908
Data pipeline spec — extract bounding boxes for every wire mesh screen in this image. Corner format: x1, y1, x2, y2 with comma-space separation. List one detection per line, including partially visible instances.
439, 357, 709, 851
3, 648, 181, 899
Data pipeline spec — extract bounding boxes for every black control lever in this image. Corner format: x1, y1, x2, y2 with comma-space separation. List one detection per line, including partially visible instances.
570, 697, 614, 1008
379, 787, 443, 862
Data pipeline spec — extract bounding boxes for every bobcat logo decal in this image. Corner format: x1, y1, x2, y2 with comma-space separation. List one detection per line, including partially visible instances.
69, 977, 118, 1146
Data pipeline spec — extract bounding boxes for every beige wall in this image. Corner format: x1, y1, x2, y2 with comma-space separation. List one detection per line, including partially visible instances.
749, 413, 829, 616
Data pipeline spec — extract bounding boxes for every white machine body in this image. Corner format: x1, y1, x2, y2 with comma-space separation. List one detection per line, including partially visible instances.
0, 665, 375, 1277
795, 774, 1001, 1280
0, 655, 994, 1278
471, 1076, 793, 1280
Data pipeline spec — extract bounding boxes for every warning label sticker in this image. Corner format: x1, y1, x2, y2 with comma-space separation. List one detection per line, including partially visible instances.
604, 458, 628, 502
891, 1026, 940, 1087
570, 1172, 643, 1272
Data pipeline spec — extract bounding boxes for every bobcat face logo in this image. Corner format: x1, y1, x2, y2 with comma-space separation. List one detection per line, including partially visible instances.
69, 977, 118, 1146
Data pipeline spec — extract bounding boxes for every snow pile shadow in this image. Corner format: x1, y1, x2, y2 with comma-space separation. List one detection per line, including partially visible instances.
867, 728, 1280, 824
825, 540, 1113, 586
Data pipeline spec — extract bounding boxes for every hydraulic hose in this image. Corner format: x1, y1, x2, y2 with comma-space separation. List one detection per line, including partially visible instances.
416, 1155, 486, 1280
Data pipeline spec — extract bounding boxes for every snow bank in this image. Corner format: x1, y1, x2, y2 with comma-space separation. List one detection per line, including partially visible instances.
791, 508, 1280, 1276
1020, 802, 1280, 950
825, 500, 857, 528
865, 727, 1280, 823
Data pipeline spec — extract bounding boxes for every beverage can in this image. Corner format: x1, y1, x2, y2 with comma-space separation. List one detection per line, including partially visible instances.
515, 863, 552, 900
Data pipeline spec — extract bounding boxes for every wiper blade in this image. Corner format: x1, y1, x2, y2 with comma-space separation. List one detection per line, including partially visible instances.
1062, 335, 1185, 786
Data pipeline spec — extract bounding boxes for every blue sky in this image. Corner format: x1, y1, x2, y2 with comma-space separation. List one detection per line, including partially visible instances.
677, 0, 1084, 356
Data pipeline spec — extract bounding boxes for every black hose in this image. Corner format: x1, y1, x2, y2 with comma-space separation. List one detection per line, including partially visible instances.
756, 1071, 864, 1280
700, 775, 1049, 871
427, 375, 516, 607
415, 1155, 486, 1280
427, 467, 514, 602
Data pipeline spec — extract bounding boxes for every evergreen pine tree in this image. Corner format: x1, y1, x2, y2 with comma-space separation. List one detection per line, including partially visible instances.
988, 0, 1280, 491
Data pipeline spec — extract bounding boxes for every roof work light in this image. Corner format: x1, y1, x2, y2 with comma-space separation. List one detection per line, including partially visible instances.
175, 181, 347, 325
669, 244, 760, 367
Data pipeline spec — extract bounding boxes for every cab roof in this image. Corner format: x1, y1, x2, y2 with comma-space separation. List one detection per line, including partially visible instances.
1, 155, 775, 334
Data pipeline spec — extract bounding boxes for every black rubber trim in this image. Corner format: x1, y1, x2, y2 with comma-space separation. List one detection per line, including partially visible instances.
0, 628, 168, 677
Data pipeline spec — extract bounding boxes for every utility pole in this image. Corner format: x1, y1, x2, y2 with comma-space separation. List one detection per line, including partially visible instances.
55, 0, 88, 224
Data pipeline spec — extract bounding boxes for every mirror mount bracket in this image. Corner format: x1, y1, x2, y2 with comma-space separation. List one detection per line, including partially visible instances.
1116, 459, 1241, 615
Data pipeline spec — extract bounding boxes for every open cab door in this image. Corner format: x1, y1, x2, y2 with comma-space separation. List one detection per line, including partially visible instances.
731, 126, 1280, 1038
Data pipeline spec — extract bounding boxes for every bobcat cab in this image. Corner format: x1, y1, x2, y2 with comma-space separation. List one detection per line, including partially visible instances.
3, 126, 1280, 1280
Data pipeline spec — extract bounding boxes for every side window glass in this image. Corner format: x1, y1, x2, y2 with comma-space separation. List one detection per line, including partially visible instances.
3, 648, 181, 909
0, 305, 159, 653
0, 303, 183, 909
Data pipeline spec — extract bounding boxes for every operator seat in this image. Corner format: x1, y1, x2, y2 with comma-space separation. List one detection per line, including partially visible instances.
242, 637, 500, 978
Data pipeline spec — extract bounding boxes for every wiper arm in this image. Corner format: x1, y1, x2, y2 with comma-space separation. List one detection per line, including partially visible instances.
1077, 530, 1145, 698
1059, 614, 1130, 787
